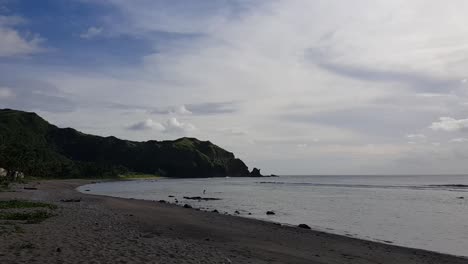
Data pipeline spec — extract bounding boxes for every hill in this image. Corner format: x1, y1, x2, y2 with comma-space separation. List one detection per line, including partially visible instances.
0, 109, 259, 178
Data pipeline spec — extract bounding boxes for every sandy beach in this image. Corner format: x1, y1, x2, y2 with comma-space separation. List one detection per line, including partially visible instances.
0, 180, 466, 264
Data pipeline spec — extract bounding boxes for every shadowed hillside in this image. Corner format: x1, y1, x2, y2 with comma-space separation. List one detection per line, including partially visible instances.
0, 109, 258, 178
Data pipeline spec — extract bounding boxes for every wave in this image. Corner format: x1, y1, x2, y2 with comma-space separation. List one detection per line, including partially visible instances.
256, 182, 468, 192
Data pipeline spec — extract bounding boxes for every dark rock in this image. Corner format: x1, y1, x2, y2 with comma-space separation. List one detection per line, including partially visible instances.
250, 168, 263, 177
226, 158, 250, 177
266, 211, 275, 215
457, 196, 464, 199
168, 195, 174, 198
212, 209, 219, 213
183, 196, 221, 201
248, 212, 252, 215
235, 210, 240, 214
158, 200, 166, 203
298, 224, 311, 229
60, 198, 81, 203
56, 247, 62, 253
183, 204, 192, 208
85, 189, 90, 192
23, 187, 37, 190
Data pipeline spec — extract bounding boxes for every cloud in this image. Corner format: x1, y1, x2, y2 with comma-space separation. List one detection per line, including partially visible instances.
0, 74, 76, 112
151, 102, 237, 115
127, 118, 165, 131
152, 105, 192, 115
127, 117, 195, 134
186, 102, 238, 115
406, 134, 426, 139
317, 61, 460, 93
0, 15, 44, 57
217, 128, 247, 136
430, 117, 468, 132
7, 0, 468, 174
163, 117, 195, 133
0, 87, 14, 99
80, 26, 103, 39
449, 138, 468, 143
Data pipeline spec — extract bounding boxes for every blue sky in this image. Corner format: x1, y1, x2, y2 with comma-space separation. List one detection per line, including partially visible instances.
2, 0, 468, 174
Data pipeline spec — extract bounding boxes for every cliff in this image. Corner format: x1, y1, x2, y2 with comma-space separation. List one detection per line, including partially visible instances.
0, 109, 259, 178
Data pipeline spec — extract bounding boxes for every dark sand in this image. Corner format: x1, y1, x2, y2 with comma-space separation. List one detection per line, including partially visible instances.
0, 179, 467, 264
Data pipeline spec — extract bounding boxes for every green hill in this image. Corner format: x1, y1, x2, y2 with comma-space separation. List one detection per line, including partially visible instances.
0, 109, 257, 178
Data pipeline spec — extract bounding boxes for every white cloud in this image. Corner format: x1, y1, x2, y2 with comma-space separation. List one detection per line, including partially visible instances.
430, 117, 468, 132
127, 118, 165, 131
80, 26, 103, 39
449, 138, 468, 143
406, 134, 426, 139
0, 87, 14, 99
162, 117, 196, 133
0, 16, 44, 57
128, 117, 195, 134
173, 105, 192, 115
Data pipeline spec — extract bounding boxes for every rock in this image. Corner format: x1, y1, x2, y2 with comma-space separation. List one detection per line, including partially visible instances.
56, 247, 62, 253
457, 196, 464, 199
226, 158, 250, 177
168, 195, 174, 198
183, 204, 192, 208
24, 187, 38, 190
60, 198, 81, 202
183, 196, 221, 201
158, 200, 166, 203
248, 212, 252, 215
212, 209, 219, 213
250, 168, 263, 177
266, 211, 275, 215
298, 224, 311, 229
235, 210, 240, 214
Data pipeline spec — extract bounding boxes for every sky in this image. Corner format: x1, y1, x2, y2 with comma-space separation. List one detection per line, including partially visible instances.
1, 0, 468, 175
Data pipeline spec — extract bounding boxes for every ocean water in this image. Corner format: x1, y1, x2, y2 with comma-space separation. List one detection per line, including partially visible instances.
78, 175, 468, 257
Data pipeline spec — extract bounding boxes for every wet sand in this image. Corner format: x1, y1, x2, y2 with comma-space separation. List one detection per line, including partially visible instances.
0, 179, 466, 264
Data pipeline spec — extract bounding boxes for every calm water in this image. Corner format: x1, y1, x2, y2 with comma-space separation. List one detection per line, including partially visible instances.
78, 175, 468, 257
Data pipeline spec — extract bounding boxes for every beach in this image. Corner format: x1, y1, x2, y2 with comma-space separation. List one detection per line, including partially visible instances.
0, 180, 466, 264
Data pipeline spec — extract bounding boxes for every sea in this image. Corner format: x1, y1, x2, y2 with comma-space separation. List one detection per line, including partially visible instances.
78, 175, 468, 257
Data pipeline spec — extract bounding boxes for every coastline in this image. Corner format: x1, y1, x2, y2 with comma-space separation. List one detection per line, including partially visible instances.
0, 179, 466, 264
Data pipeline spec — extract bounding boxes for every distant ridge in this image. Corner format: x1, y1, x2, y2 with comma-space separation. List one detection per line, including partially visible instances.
0, 108, 259, 178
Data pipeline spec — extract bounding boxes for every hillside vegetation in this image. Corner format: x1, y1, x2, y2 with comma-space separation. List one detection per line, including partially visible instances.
0, 109, 257, 178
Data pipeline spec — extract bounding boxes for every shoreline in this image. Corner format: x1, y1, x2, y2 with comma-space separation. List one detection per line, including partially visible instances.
1, 179, 467, 264
77, 178, 468, 259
